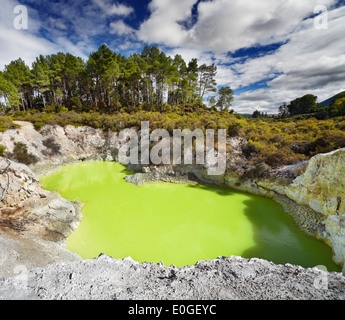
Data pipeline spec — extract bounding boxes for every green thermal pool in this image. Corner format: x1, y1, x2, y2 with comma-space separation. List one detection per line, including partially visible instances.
40, 161, 341, 271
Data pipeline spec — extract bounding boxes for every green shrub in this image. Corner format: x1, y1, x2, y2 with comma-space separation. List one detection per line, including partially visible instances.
42, 104, 56, 113
242, 141, 261, 158
68, 97, 83, 112
33, 121, 45, 130
0, 117, 19, 132
262, 150, 289, 167
228, 122, 242, 137
0, 145, 6, 157
42, 137, 61, 156
4, 109, 345, 168
240, 162, 272, 180
7, 142, 38, 165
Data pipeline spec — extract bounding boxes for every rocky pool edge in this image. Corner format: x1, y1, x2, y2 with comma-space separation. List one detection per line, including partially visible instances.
1, 121, 345, 299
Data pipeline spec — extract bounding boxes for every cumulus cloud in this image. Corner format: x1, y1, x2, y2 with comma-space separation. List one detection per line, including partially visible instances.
48, 18, 68, 31
0, 0, 94, 70
232, 79, 345, 114
228, 5, 345, 113
0, 0, 57, 69
110, 20, 135, 36
137, 0, 198, 46
92, 0, 134, 17
193, 0, 338, 52
137, 0, 336, 52
0, 29, 55, 70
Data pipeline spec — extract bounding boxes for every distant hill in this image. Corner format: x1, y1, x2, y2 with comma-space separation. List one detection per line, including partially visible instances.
320, 91, 345, 107
239, 113, 276, 118
239, 113, 253, 118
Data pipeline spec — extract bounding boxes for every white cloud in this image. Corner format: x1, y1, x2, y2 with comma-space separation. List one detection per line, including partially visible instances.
0, 28, 55, 70
232, 80, 345, 114
0, 0, 97, 69
116, 40, 143, 51
228, 5, 345, 113
54, 37, 90, 61
110, 20, 135, 36
137, 0, 198, 46
92, 0, 134, 17
48, 17, 68, 31
0, 0, 55, 69
137, 0, 336, 52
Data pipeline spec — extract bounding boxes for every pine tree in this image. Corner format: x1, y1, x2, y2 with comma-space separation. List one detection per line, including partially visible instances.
4, 58, 33, 111
198, 63, 217, 100
216, 86, 233, 111
32, 55, 50, 109
0, 45, 224, 113
0, 72, 20, 111
87, 44, 119, 110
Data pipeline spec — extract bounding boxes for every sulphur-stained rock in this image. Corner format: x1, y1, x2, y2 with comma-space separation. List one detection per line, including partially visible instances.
0, 157, 81, 242
285, 148, 345, 272
285, 148, 345, 216
324, 215, 345, 271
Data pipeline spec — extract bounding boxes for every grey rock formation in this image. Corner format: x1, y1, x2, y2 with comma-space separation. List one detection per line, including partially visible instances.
0, 121, 116, 166
0, 254, 344, 300
286, 148, 345, 216
0, 156, 82, 279
0, 157, 49, 207
0, 228, 81, 279
285, 148, 345, 272
0, 157, 81, 242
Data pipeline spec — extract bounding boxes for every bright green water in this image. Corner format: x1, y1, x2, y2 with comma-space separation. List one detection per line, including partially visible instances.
40, 161, 341, 271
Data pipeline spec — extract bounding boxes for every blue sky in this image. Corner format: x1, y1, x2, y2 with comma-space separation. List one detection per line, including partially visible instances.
0, 0, 345, 113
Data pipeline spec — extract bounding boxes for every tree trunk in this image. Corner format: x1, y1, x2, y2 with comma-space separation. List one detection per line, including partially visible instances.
115, 86, 118, 110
